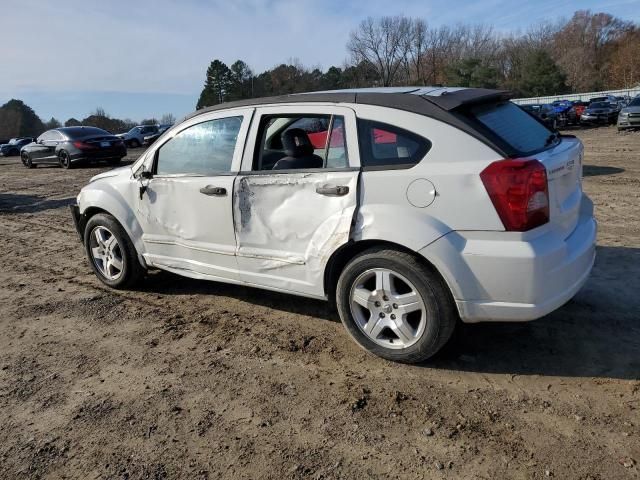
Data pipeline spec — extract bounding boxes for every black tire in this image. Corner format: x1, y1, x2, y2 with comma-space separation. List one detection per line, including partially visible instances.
21, 152, 35, 168
107, 157, 122, 166
130, 139, 141, 148
84, 213, 145, 289
58, 150, 73, 169
9, 148, 19, 156
336, 247, 458, 363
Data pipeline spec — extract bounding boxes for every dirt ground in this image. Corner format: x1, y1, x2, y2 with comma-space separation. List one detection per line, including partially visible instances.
0, 126, 638, 480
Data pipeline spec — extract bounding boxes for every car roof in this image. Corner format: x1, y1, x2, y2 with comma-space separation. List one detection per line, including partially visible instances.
184, 86, 516, 158
186, 87, 512, 120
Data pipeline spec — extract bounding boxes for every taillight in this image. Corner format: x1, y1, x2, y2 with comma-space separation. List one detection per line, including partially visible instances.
73, 141, 96, 150
480, 159, 549, 232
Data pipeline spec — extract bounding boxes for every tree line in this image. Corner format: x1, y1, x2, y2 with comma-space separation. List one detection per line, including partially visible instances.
0, 100, 176, 140
197, 9, 640, 108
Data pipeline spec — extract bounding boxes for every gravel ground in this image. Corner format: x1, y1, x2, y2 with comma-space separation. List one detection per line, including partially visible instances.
0, 127, 638, 479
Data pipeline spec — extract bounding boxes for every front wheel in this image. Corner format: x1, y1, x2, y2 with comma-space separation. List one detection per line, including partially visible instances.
21, 152, 35, 168
336, 248, 457, 363
129, 139, 141, 148
84, 213, 144, 289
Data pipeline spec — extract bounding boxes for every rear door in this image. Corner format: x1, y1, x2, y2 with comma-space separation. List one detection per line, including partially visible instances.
234, 105, 360, 297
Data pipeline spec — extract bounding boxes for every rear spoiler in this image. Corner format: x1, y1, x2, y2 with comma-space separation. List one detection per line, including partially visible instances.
422, 89, 513, 111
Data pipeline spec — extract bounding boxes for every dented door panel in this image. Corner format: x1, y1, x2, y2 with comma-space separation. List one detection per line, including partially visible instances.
234, 171, 359, 297
138, 175, 239, 280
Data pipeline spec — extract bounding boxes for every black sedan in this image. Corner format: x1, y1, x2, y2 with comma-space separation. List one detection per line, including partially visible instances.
0, 137, 34, 157
20, 127, 126, 169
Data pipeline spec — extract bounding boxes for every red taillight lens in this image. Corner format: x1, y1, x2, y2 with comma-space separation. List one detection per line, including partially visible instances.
480, 159, 549, 232
73, 141, 96, 150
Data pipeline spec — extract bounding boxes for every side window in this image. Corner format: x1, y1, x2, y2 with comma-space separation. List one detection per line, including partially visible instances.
155, 116, 242, 176
358, 120, 431, 169
254, 114, 349, 171
39, 131, 54, 142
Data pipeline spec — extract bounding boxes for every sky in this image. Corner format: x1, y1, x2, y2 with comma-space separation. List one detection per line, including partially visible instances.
1, 0, 639, 123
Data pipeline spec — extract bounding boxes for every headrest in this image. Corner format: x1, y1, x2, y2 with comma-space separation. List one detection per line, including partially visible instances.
281, 128, 314, 157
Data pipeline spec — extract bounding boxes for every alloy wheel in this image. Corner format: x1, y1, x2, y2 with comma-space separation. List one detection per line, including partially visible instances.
349, 268, 427, 349
89, 226, 124, 281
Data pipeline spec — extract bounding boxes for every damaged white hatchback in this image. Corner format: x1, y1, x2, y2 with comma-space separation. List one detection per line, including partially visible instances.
71, 87, 597, 363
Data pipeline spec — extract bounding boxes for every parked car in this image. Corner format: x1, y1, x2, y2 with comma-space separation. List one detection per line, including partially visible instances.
572, 100, 589, 118
117, 125, 160, 148
580, 101, 618, 125
70, 87, 596, 363
550, 100, 578, 125
521, 103, 559, 129
20, 126, 126, 169
590, 95, 621, 113
0, 137, 34, 156
142, 124, 173, 147
617, 95, 640, 131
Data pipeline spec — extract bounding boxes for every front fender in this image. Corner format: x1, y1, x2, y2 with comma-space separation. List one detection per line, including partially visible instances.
77, 182, 147, 266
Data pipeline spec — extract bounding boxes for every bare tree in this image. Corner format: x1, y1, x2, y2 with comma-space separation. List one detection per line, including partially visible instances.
160, 113, 175, 125
348, 16, 414, 86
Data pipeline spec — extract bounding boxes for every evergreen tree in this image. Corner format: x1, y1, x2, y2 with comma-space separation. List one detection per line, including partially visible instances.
445, 58, 499, 89
514, 50, 569, 97
196, 60, 232, 109
0, 99, 45, 138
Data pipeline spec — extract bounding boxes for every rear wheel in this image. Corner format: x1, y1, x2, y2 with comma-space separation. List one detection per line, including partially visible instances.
58, 150, 73, 169
21, 152, 35, 168
130, 139, 141, 148
336, 247, 457, 363
84, 213, 144, 289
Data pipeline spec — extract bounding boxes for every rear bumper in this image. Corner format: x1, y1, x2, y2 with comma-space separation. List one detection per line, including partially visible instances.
70, 147, 126, 162
420, 195, 597, 323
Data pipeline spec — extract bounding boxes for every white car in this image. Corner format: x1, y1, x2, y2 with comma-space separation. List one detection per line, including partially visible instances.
71, 87, 597, 363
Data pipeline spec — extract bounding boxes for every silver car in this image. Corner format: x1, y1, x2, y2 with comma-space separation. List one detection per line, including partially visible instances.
617, 96, 640, 131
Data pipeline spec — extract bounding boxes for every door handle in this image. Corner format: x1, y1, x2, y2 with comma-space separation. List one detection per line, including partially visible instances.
316, 185, 349, 196
199, 185, 227, 196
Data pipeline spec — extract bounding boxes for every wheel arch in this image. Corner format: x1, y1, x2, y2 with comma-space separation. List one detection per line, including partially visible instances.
78, 190, 147, 267
323, 239, 454, 305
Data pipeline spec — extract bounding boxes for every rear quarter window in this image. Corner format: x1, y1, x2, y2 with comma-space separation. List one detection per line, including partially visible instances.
358, 120, 431, 169
467, 102, 554, 156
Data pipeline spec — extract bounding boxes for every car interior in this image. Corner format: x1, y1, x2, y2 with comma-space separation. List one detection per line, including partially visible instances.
253, 115, 347, 171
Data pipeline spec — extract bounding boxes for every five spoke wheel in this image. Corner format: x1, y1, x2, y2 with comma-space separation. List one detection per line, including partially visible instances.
349, 268, 426, 349
89, 226, 124, 281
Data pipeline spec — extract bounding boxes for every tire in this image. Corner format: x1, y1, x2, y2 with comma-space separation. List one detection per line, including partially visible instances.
130, 139, 141, 148
21, 152, 35, 168
336, 247, 457, 363
107, 158, 122, 166
58, 150, 73, 169
84, 213, 144, 289
9, 148, 19, 156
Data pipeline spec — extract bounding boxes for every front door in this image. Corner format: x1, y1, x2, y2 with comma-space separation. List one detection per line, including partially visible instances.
234, 105, 361, 297
135, 109, 253, 282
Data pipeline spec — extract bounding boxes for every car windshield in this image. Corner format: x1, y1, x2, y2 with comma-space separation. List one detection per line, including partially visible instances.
590, 102, 609, 108
629, 97, 640, 107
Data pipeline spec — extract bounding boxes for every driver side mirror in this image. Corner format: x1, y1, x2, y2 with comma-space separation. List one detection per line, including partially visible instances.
140, 170, 153, 180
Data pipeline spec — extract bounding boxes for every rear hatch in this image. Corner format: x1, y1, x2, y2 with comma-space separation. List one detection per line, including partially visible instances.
464, 101, 583, 239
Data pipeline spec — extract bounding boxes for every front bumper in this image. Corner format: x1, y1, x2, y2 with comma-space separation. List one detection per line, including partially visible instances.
581, 114, 611, 123
419, 195, 597, 323
69, 204, 84, 242
618, 116, 640, 128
